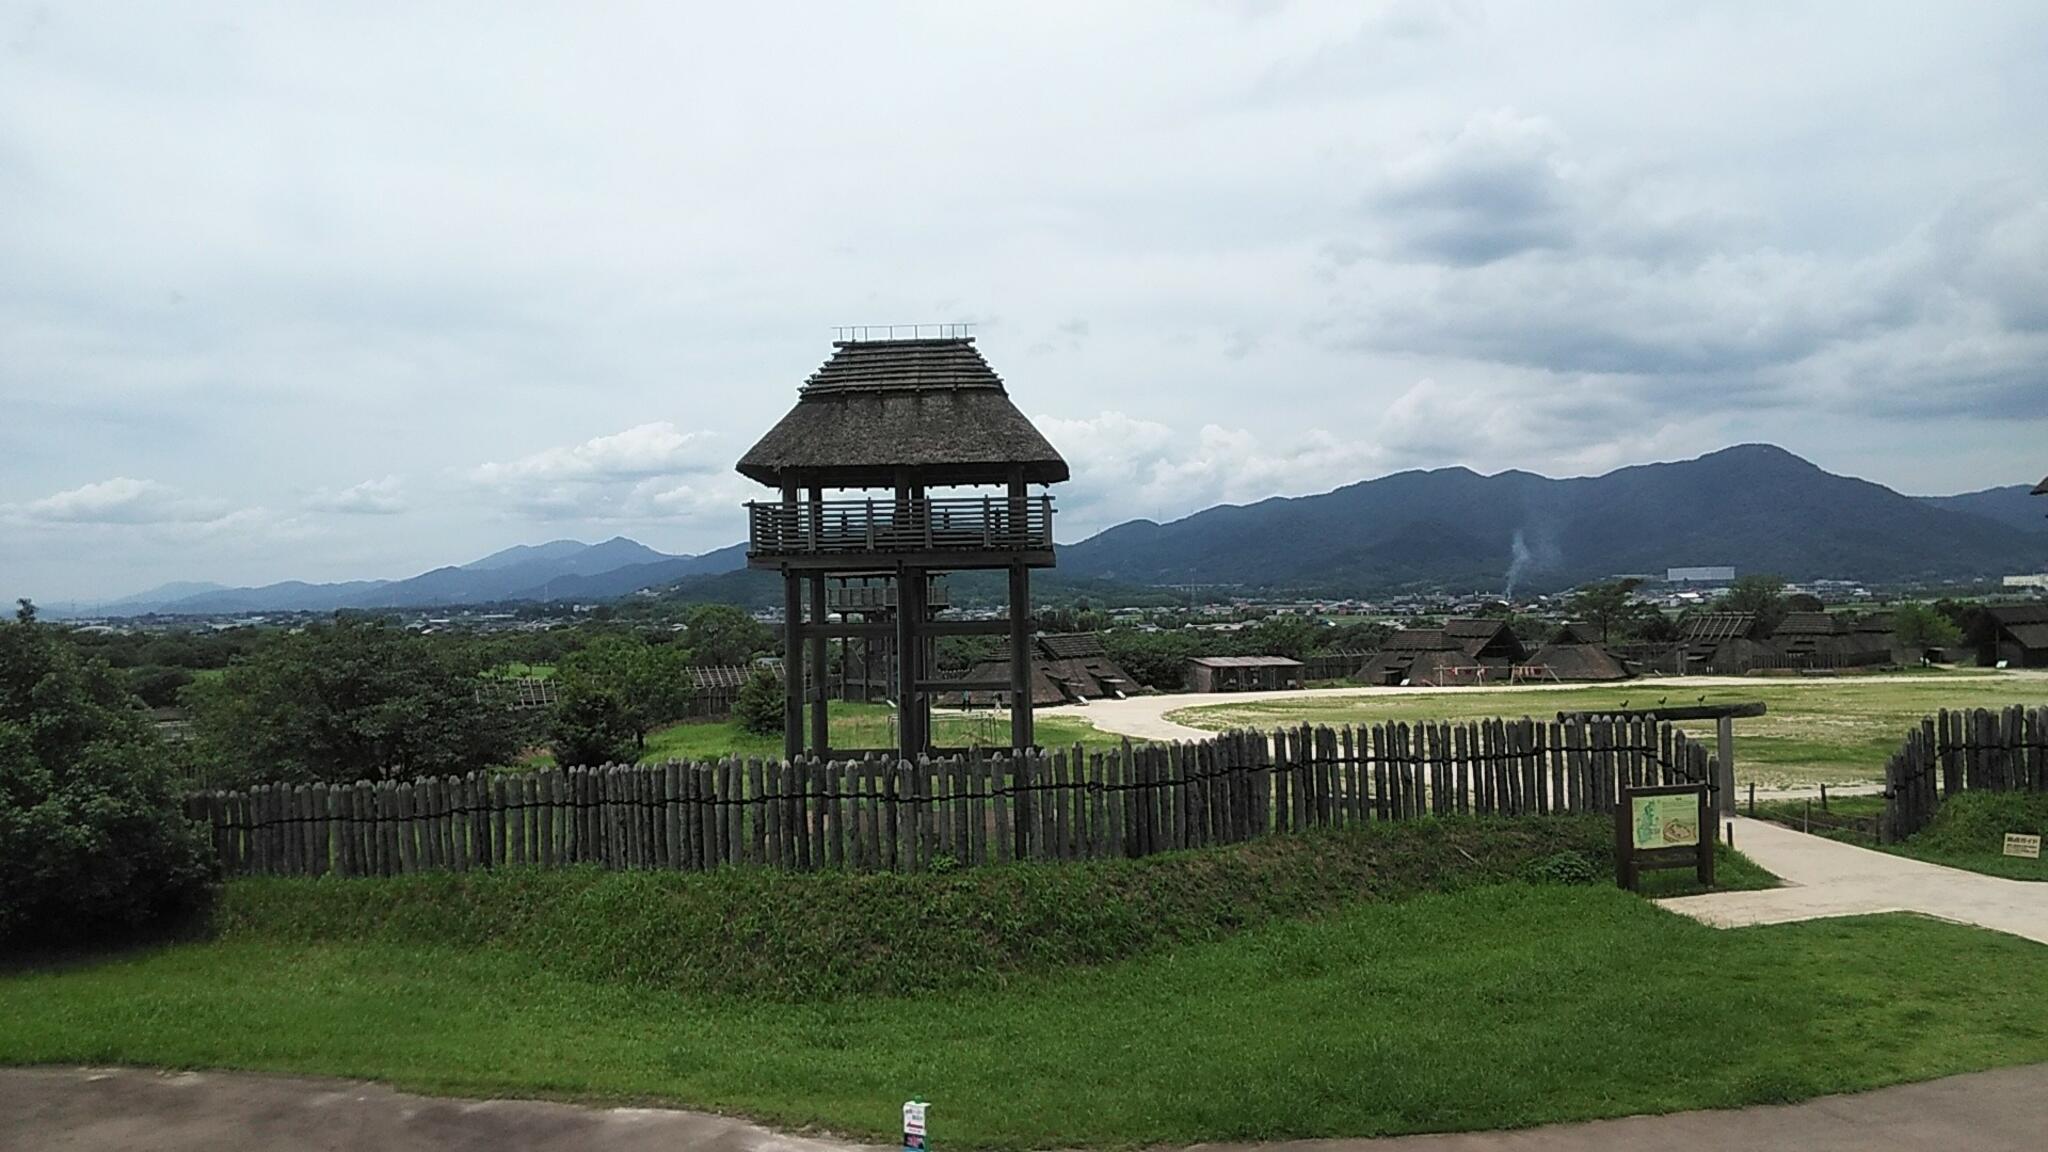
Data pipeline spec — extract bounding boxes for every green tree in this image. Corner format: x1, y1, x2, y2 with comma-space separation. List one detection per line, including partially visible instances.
1891, 602, 1961, 654
0, 618, 216, 946
680, 604, 774, 667
547, 635, 692, 764
1717, 574, 1787, 630
184, 619, 518, 787
14, 599, 34, 624
1565, 579, 1646, 645
732, 666, 785, 737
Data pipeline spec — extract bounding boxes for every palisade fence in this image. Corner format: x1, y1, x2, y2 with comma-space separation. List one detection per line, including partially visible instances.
1883, 705, 2048, 842
188, 716, 1717, 878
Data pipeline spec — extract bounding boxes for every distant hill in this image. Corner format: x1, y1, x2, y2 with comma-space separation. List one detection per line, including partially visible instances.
1918, 485, 2048, 534
106, 538, 748, 616
1058, 444, 2048, 594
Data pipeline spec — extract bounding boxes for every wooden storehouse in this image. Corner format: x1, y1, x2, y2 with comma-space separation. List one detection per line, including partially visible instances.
685, 660, 781, 718
1984, 604, 2048, 668
1769, 611, 1891, 667
736, 333, 1067, 757
1300, 649, 1374, 681
949, 632, 1137, 708
1672, 611, 1772, 673
1358, 619, 1527, 685
1185, 655, 1305, 693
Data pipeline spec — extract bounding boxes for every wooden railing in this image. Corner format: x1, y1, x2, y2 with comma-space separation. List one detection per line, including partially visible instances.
747, 495, 1053, 558
187, 716, 1715, 877
1883, 705, 2048, 841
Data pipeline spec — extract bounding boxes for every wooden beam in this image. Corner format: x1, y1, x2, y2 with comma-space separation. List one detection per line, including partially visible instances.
804, 619, 1011, 639
1557, 702, 1766, 723
1009, 560, 1033, 750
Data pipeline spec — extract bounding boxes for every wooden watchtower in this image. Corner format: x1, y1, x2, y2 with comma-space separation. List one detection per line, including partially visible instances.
736, 331, 1068, 759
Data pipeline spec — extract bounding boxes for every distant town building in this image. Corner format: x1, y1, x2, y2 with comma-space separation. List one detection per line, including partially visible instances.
1665, 566, 1736, 583
2003, 574, 2048, 589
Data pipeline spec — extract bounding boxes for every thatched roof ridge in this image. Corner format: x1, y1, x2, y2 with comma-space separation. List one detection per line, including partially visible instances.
1383, 628, 1457, 651
736, 338, 1070, 488
1772, 612, 1843, 636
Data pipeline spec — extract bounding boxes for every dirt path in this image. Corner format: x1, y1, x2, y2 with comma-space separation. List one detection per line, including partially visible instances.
7, 1063, 2048, 1151
1657, 816, 2048, 945
1043, 671, 2044, 745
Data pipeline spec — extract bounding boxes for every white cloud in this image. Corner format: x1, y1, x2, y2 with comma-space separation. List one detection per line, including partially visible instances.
472, 423, 716, 485
12, 477, 229, 525
468, 423, 744, 525
305, 475, 406, 515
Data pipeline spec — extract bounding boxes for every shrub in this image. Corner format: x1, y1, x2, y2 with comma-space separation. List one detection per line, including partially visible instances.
1520, 850, 1600, 886
732, 667, 784, 736
0, 620, 217, 948
547, 691, 639, 767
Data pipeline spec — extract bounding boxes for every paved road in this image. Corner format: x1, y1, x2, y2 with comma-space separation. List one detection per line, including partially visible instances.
1658, 815, 2048, 945
6, 1064, 2048, 1151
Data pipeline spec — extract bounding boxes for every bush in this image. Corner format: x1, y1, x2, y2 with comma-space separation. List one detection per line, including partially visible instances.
547, 691, 639, 767
732, 667, 784, 736
1521, 850, 1600, 886
0, 620, 217, 948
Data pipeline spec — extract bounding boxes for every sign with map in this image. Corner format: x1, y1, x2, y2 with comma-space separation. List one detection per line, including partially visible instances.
1631, 792, 1701, 850
1615, 784, 1713, 891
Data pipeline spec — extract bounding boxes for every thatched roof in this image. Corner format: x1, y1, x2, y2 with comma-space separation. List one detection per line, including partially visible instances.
1525, 644, 1631, 682
1681, 612, 1760, 644
736, 338, 1070, 488
1772, 612, 1843, 636
1382, 628, 1459, 651
2033, 475, 2047, 496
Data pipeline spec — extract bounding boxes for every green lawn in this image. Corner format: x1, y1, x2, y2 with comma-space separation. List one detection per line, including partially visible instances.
521, 703, 1122, 768
1752, 791, 2048, 881
5, 888, 2046, 1148
1167, 674, 2044, 787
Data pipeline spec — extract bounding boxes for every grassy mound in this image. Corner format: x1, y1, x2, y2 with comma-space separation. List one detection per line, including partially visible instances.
1901, 792, 2048, 879
219, 816, 1767, 1000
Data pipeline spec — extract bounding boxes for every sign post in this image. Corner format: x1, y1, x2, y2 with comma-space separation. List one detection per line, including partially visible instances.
2004, 833, 2042, 860
1616, 784, 1713, 890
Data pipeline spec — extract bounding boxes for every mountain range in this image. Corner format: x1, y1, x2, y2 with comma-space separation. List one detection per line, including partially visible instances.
72, 445, 2048, 614
98, 538, 748, 616
1057, 444, 2048, 594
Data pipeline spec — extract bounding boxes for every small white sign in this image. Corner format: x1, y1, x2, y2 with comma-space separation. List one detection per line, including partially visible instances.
903, 1100, 928, 1152
2004, 833, 2042, 860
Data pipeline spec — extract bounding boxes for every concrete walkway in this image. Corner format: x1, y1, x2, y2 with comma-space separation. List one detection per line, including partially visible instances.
8, 1063, 2048, 1151
1658, 816, 2048, 945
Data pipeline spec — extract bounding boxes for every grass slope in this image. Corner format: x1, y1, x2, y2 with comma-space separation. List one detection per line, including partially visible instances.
6, 893, 2046, 1148
1168, 675, 2043, 787
213, 817, 1761, 1000
1754, 792, 2048, 881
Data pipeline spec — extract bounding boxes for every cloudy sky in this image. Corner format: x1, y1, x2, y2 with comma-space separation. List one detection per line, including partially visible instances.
3, 2, 2045, 604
